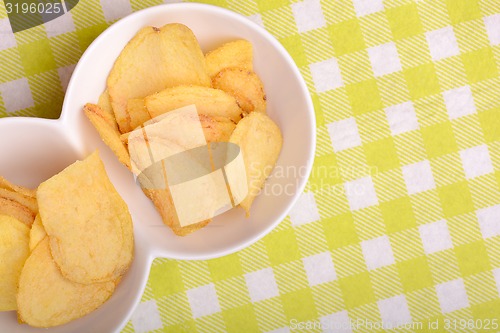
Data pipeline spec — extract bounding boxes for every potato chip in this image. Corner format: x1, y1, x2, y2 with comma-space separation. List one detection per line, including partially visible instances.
107, 24, 211, 133
0, 176, 36, 198
97, 90, 119, 132
84, 103, 131, 169
29, 214, 46, 252
200, 114, 236, 143
205, 39, 253, 77
212, 67, 267, 114
0, 215, 30, 311
17, 238, 115, 327
37, 151, 134, 284
0, 197, 35, 227
0, 188, 38, 214
127, 98, 151, 130
145, 85, 242, 123
229, 113, 282, 215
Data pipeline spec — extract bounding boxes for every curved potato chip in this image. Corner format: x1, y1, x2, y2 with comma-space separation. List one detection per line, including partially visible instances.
97, 90, 119, 132
108, 24, 210, 133
145, 85, 243, 123
212, 68, 267, 114
0, 215, 30, 311
29, 214, 46, 252
84, 103, 131, 169
199, 114, 236, 143
17, 238, 115, 327
0, 176, 36, 198
229, 113, 282, 215
0, 188, 38, 214
0, 197, 35, 227
37, 151, 134, 284
127, 98, 151, 130
206, 39, 253, 77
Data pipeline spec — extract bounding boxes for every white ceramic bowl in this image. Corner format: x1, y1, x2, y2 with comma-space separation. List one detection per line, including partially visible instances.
0, 3, 315, 332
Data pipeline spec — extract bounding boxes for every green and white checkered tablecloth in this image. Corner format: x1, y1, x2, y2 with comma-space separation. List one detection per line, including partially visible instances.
1, 0, 500, 332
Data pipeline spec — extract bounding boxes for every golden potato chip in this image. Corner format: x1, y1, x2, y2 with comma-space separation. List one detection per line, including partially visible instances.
17, 238, 115, 328
29, 214, 46, 252
229, 113, 282, 215
145, 85, 242, 123
98, 90, 119, 132
37, 151, 134, 284
127, 98, 151, 130
200, 114, 236, 143
205, 39, 253, 77
212, 67, 267, 114
84, 103, 131, 169
0, 188, 38, 214
0, 176, 36, 198
0, 215, 30, 311
0, 197, 35, 227
107, 24, 211, 133
142, 188, 211, 236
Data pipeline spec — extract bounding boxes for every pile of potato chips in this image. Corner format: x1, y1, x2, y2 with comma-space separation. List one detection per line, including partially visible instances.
0, 151, 134, 328
85, 23, 283, 236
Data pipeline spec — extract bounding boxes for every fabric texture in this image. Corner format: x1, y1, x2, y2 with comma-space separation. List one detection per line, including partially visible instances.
1, 0, 500, 332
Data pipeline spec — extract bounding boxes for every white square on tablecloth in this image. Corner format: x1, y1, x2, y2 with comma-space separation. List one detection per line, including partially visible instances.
327, 117, 361, 152
289, 192, 321, 226
186, 283, 221, 318
131, 300, 163, 333
344, 176, 378, 211
266, 327, 290, 333
303, 252, 337, 286
443, 85, 476, 120
378, 295, 412, 329
361, 235, 395, 270
484, 14, 500, 46
385, 101, 419, 135
460, 144, 493, 179
57, 64, 76, 92
247, 14, 264, 28
245, 268, 279, 302
352, 0, 384, 17
368, 42, 402, 77
44, 12, 75, 38
402, 160, 436, 195
426, 26, 460, 61
310, 58, 343, 93
320, 310, 353, 332
419, 220, 453, 254
436, 279, 469, 313
100, 0, 132, 22
477, 204, 500, 239
0, 78, 34, 113
0, 18, 17, 51
292, 0, 326, 33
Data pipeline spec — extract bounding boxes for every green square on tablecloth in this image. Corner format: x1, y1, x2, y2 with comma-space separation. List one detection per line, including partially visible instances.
280, 288, 318, 322
207, 254, 243, 282
421, 122, 458, 158
279, 34, 308, 68
403, 63, 441, 100
345, 79, 383, 115
462, 48, 499, 84
364, 137, 400, 173
17, 39, 56, 76
264, 228, 301, 266
386, 3, 424, 41
479, 108, 500, 142
446, 0, 482, 24
455, 241, 491, 276
222, 304, 259, 333
338, 272, 376, 309
323, 213, 359, 249
329, 19, 366, 56
438, 181, 475, 218
380, 197, 416, 233
150, 260, 184, 298
256, 0, 288, 12
397, 256, 434, 293
76, 24, 108, 52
